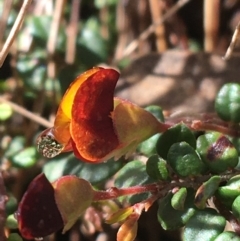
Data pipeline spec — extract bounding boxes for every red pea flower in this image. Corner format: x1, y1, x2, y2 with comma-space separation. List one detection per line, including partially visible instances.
17, 173, 94, 240
18, 67, 166, 239
36, 67, 164, 163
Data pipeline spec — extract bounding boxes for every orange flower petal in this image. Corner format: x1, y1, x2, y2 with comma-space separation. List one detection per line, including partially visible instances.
70, 68, 120, 162
53, 67, 101, 145
57, 67, 101, 120
37, 68, 102, 158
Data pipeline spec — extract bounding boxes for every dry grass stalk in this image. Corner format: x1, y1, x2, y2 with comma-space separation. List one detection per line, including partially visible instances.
0, 96, 52, 128
65, 0, 81, 64
204, 0, 220, 52
149, 0, 167, 52
0, 0, 13, 46
223, 20, 240, 60
0, 0, 33, 67
119, 0, 191, 60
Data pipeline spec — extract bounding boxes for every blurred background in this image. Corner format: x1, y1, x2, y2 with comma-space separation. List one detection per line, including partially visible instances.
1, 0, 240, 240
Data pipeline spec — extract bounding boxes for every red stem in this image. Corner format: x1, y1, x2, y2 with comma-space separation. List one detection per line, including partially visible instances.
164, 113, 240, 137
190, 120, 240, 137
93, 183, 160, 201
158, 121, 172, 132
92, 171, 240, 202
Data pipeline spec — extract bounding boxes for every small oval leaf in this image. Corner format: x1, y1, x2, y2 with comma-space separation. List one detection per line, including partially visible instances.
232, 195, 240, 220
197, 132, 238, 173
144, 105, 164, 122
156, 123, 196, 159
214, 231, 240, 241
115, 160, 155, 204
105, 206, 134, 224
0, 102, 12, 121
195, 176, 221, 209
183, 209, 226, 241
167, 142, 206, 177
157, 190, 196, 230
171, 187, 187, 211
7, 233, 23, 241
146, 154, 169, 180
216, 175, 240, 207
215, 83, 240, 123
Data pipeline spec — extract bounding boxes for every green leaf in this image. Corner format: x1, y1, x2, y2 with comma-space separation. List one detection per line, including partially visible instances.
214, 231, 240, 241
7, 233, 23, 241
146, 154, 169, 180
183, 209, 226, 241
44, 154, 123, 184
6, 194, 17, 215
4, 136, 25, 158
171, 187, 187, 210
77, 18, 107, 65
144, 105, 164, 122
167, 142, 206, 177
43, 155, 69, 182
157, 189, 196, 230
137, 106, 164, 156
117, 57, 131, 70
16, 50, 47, 73
16, 50, 48, 91
196, 132, 238, 173
26, 16, 66, 51
6, 214, 18, 229
94, 0, 117, 8
4, 5, 17, 28
215, 83, 240, 123
216, 175, 240, 207
106, 207, 134, 224
18, 65, 47, 91
195, 176, 221, 209
232, 195, 240, 220
229, 137, 240, 155
4, 137, 37, 168
156, 123, 196, 159
0, 103, 12, 121
137, 134, 160, 157
44, 77, 61, 93
27, 16, 51, 41
216, 186, 240, 208
11, 146, 38, 168
115, 160, 155, 204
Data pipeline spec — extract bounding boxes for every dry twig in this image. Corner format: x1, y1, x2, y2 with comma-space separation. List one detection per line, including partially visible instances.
0, 96, 52, 128
223, 20, 240, 60
65, 0, 81, 64
47, 0, 65, 56
0, 0, 13, 45
119, 0, 191, 60
47, 0, 66, 79
0, 0, 32, 67
149, 0, 167, 52
204, 0, 220, 52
